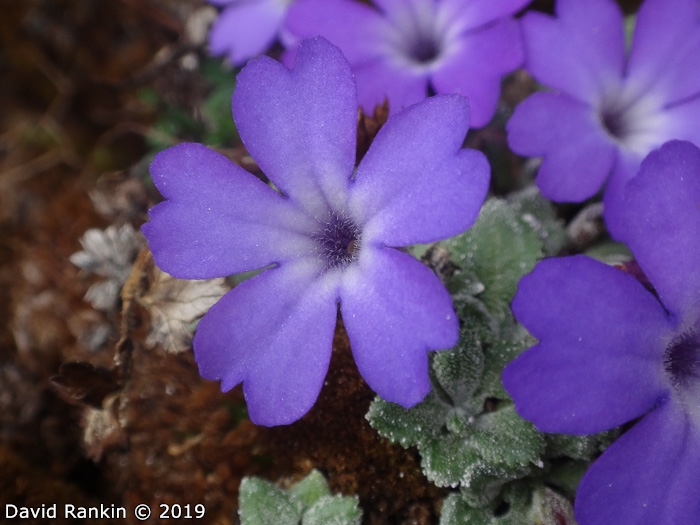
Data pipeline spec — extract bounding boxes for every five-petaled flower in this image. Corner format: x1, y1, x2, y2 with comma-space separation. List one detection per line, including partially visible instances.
508, 0, 700, 220
284, 0, 528, 127
207, 0, 295, 66
503, 140, 700, 524
142, 37, 489, 426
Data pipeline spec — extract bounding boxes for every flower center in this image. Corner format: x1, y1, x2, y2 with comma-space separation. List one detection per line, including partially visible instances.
597, 91, 666, 156
407, 33, 442, 64
311, 212, 361, 271
664, 328, 700, 389
385, 2, 448, 70
600, 107, 628, 141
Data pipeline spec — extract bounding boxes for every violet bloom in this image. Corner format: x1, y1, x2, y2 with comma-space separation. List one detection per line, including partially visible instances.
508, 0, 700, 208
142, 37, 489, 426
284, 0, 529, 127
207, 0, 294, 66
503, 140, 700, 524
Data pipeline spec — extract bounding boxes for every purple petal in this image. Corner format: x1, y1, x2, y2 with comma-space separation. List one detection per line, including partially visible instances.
608, 140, 700, 319
207, 0, 246, 7
503, 255, 672, 434
440, 0, 531, 30
232, 37, 357, 216
431, 18, 524, 128
372, 0, 423, 18
194, 261, 338, 426
507, 92, 617, 202
650, 31, 700, 107
601, 149, 645, 241
208, 0, 287, 66
285, 0, 386, 64
575, 400, 700, 525
660, 96, 700, 146
349, 95, 489, 246
521, 0, 624, 103
143, 143, 317, 279
353, 57, 429, 114
340, 247, 458, 407
626, 0, 700, 105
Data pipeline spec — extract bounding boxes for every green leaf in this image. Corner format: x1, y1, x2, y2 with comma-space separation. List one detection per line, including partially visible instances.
421, 432, 482, 489
198, 59, 239, 146
543, 459, 590, 498
289, 469, 331, 510
441, 492, 500, 525
408, 243, 431, 259
471, 404, 545, 469
240, 471, 363, 525
147, 104, 204, 151
302, 495, 362, 525
545, 430, 618, 462
475, 338, 527, 401
366, 392, 446, 448
506, 185, 566, 257
439, 482, 533, 525
528, 486, 576, 525
431, 328, 484, 410
420, 404, 544, 501
584, 240, 633, 265
239, 477, 302, 525
137, 87, 160, 107
444, 198, 543, 326
440, 482, 576, 525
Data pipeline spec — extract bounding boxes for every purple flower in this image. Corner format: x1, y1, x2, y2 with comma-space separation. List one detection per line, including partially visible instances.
508, 0, 700, 207
502, 140, 700, 523
142, 37, 489, 426
283, 0, 529, 127
207, 0, 295, 66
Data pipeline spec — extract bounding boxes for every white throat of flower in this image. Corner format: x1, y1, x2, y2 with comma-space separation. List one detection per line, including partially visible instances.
597, 87, 669, 157
383, 0, 458, 72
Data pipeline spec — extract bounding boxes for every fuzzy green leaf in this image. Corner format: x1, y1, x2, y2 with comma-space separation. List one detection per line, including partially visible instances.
528, 486, 577, 525
302, 495, 362, 525
543, 459, 590, 498
421, 432, 482, 489
585, 240, 633, 265
420, 404, 544, 499
289, 469, 332, 509
366, 392, 445, 448
240, 471, 363, 525
239, 477, 302, 525
431, 328, 484, 411
471, 404, 545, 469
545, 430, 618, 462
475, 338, 527, 401
507, 186, 566, 257
444, 198, 543, 325
441, 483, 575, 525
201, 60, 238, 147
440, 483, 532, 525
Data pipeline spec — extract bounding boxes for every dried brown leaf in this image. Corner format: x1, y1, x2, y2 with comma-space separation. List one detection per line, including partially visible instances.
139, 267, 229, 353
89, 170, 151, 222
70, 223, 144, 311
82, 394, 127, 461
356, 99, 389, 165
50, 361, 120, 408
